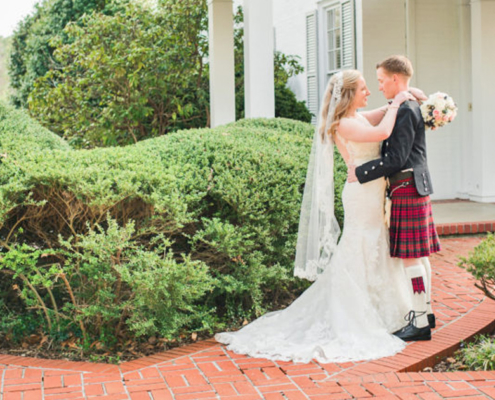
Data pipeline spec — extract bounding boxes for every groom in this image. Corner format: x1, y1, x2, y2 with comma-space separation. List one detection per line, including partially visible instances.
348, 55, 441, 341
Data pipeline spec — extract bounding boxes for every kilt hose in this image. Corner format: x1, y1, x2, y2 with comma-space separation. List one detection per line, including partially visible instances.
389, 177, 441, 259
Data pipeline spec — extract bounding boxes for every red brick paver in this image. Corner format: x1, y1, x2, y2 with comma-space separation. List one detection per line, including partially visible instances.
1, 236, 495, 399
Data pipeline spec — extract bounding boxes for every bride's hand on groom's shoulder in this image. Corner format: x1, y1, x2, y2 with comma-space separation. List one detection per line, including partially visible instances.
408, 87, 428, 103
347, 164, 358, 183
393, 91, 416, 106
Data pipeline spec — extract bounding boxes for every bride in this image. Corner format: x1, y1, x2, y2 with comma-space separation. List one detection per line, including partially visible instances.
215, 70, 418, 363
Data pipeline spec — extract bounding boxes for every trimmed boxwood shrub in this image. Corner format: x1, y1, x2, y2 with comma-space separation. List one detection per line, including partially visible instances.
0, 102, 345, 350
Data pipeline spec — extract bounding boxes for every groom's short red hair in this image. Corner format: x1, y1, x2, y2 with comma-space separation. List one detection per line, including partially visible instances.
376, 55, 413, 78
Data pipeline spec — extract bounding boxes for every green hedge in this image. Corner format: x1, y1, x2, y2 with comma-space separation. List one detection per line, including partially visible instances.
0, 102, 345, 350
460, 233, 495, 301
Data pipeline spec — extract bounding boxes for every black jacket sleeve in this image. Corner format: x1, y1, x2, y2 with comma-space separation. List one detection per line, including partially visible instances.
355, 105, 416, 184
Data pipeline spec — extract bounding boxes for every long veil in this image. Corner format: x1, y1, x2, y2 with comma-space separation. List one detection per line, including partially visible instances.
294, 72, 343, 281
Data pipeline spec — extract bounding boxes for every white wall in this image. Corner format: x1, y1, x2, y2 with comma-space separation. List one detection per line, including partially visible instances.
272, 0, 318, 102
470, 0, 495, 202
361, 0, 407, 110
412, 0, 463, 200
457, 0, 473, 200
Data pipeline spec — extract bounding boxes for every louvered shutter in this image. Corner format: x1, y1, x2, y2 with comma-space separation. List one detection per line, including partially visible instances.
341, 0, 355, 69
306, 11, 318, 125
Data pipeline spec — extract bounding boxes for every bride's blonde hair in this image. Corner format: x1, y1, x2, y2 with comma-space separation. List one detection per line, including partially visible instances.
319, 69, 362, 140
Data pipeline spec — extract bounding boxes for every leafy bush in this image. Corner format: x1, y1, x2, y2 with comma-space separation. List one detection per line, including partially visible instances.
275, 84, 312, 123
1, 220, 214, 345
458, 335, 495, 371
0, 103, 346, 351
459, 233, 495, 300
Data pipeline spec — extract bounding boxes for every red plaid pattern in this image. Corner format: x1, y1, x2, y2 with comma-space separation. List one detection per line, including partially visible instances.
411, 276, 426, 294
389, 177, 441, 259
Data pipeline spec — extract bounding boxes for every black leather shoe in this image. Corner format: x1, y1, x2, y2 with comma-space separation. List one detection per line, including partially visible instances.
393, 310, 432, 341
393, 323, 431, 341
428, 313, 436, 329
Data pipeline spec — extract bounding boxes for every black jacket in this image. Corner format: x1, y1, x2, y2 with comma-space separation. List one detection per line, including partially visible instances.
355, 100, 433, 196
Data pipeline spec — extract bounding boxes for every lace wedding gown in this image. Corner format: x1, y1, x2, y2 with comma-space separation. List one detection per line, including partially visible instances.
215, 117, 413, 363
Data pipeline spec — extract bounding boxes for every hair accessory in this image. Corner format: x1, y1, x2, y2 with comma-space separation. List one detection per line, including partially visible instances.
332, 71, 344, 105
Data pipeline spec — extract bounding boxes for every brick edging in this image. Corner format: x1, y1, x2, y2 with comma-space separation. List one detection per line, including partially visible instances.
330, 370, 495, 384
437, 221, 495, 236
0, 340, 219, 374
0, 354, 118, 373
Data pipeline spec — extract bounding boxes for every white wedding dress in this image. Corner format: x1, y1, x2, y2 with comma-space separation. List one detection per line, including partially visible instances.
215, 117, 413, 363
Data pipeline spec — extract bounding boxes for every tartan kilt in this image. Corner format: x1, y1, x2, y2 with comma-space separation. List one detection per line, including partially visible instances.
389, 177, 441, 259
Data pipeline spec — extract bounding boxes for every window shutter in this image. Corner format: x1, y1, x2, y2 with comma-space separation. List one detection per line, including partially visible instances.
341, 0, 355, 69
306, 11, 319, 125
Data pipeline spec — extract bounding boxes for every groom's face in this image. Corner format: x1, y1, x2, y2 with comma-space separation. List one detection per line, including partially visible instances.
376, 68, 397, 100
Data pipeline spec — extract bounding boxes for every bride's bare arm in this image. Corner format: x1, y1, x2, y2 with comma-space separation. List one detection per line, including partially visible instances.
360, 105, 389, 126
360, 88, 426, 126
338, 91, 411, 143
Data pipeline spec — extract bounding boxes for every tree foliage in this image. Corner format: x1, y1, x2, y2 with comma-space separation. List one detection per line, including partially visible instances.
21, 0, 310, 147
29, 0, 209, 147
9, 0, 114, 108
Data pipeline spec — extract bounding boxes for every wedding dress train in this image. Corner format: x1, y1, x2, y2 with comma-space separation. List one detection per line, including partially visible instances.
215, 130, 413, 364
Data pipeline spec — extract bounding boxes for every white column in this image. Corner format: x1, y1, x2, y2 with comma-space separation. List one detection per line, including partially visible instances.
244, 0, 275, 119
470, 0, 495, 202
208, 0, 236, 128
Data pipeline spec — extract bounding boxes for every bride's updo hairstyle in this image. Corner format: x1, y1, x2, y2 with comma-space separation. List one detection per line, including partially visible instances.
319, 69, 362, 141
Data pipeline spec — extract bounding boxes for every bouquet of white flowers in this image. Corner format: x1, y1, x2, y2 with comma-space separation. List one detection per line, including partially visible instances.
420, 92, 458, 130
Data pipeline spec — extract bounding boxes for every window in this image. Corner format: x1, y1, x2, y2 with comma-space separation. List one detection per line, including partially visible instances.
325, 0, 355, 77
306, 0, 355, 124
326, 6, 342, 73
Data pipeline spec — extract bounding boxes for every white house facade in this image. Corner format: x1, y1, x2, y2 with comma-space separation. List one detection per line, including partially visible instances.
211, 0, 495, 203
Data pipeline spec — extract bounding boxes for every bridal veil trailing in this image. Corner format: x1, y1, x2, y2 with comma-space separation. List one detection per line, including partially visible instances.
294, 72, 342, 281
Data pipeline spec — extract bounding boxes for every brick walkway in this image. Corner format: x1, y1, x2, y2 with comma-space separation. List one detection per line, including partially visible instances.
1, 236, 495, 400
